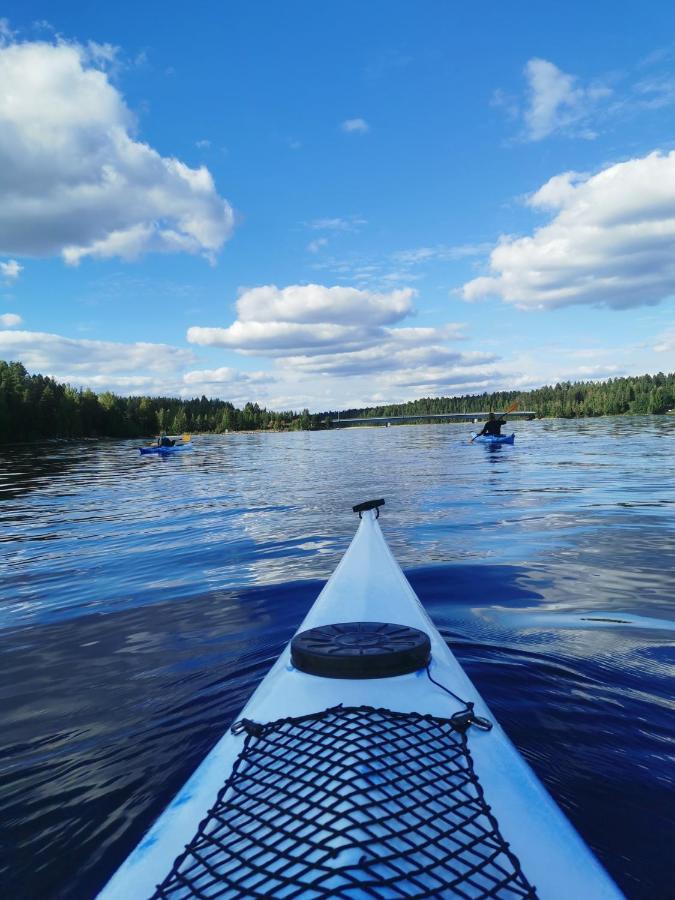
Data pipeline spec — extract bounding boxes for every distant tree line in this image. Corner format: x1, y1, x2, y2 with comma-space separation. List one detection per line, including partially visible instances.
0, 361, 311, 443
330, 372, 675, 421
1, 359, 673, 444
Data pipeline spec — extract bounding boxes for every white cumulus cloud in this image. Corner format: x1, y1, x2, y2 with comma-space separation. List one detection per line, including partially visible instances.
308, 216, 367, 231
0, 330, 195, 374
188, 284, 419, 357
0, 259, 22, 281
0, 18, 15, 43
497, 58, 611, 141
0, 329, 279, 399
341, 118, 369, 133
654, 327, 675, 353
0, 313, 21, 326
185, 281, 487, 394
0, 37, 234, 263
189, 320, 385, 356
282, 342, 492, 378
462, 150, 675, 310
183, 366, 274, 386
237, 284, 413, 326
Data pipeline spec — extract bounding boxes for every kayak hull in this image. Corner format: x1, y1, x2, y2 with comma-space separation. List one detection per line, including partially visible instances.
99, 508, 620, 900
138, 442, 193, 455
471, 432, 515, 444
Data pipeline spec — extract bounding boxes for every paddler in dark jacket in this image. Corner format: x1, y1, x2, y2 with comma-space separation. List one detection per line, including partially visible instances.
475, 412, 505, 437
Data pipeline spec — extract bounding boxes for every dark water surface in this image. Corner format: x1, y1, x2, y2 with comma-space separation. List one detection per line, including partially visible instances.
1, 418, 674, 898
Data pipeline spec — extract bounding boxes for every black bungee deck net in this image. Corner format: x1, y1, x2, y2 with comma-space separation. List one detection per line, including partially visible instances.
151, 705, 537, 899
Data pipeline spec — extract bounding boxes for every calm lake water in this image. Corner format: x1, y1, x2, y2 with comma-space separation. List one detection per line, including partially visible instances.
1, 417, 674, 898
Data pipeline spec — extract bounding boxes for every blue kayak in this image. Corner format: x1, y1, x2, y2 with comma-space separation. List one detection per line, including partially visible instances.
471, 432, 515, 445
139, 442, 193, 455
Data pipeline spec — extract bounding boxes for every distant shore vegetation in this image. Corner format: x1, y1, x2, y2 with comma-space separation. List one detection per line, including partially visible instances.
1, 360, 674, 444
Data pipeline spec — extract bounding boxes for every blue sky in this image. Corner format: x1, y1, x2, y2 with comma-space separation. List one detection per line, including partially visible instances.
1, 1, 675, 410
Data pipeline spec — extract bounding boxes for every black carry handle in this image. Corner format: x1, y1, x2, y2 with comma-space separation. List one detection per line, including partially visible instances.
352, 498, 385, 518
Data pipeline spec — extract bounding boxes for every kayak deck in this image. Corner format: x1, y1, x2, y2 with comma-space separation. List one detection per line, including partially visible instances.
139, 442, 193, 455
152, 705, 535, 898
471, 433, 515, 445
100, 504, 620, 900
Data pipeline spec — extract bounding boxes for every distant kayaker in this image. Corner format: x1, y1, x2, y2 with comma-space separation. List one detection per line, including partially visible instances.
157, 433, 175, 447
475, 412, 505, 437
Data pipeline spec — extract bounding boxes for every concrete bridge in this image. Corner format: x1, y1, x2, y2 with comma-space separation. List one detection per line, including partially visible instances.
331, 411, 536, 426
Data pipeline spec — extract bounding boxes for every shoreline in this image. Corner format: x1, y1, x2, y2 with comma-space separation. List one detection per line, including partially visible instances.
5, 411, 675, 448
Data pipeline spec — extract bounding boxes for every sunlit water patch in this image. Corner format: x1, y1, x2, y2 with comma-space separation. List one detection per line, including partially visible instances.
1, 417, 674, 898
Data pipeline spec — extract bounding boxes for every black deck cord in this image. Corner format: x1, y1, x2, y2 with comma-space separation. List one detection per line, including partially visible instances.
425, 663, 493, 733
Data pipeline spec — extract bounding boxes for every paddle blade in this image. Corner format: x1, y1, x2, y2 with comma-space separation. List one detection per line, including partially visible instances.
505, 401, 519, 414
183, 434, 191, 443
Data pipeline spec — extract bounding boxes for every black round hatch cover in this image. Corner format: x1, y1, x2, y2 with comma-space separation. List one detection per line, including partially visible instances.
290, 622, 431, 679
